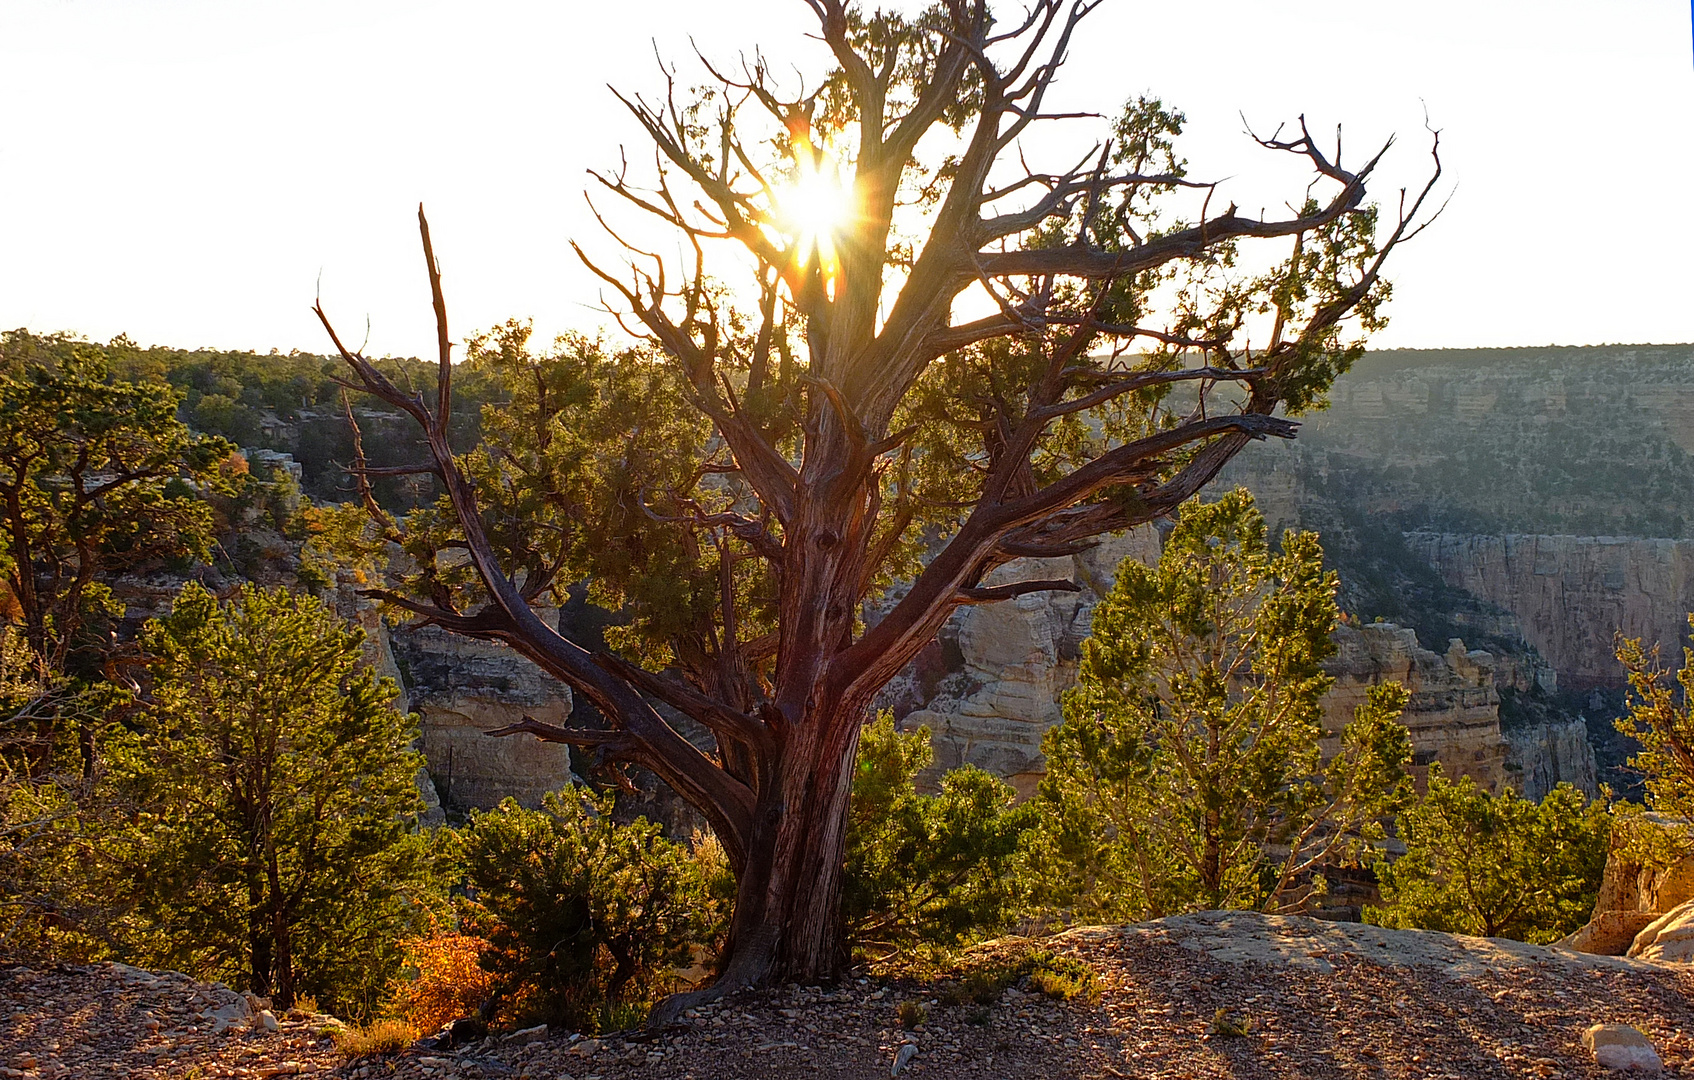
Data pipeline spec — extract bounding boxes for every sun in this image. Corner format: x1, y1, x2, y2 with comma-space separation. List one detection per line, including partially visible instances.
775, 154, 854, 281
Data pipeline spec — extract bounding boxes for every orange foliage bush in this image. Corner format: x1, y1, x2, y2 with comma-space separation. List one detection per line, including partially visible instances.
389, 928, 495, 1033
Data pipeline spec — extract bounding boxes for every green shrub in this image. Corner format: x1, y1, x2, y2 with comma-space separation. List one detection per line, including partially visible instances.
1366, 767, 1610, 943
842, 715, 1035, 954
455, 788, 724, 1030
1026, 953, 1100, 1003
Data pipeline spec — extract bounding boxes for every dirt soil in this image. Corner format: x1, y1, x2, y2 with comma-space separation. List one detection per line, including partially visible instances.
8, 912, 1694, 1079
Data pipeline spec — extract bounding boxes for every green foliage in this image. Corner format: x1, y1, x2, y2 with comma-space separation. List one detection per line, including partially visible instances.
842, 714, 1034, 953
454, 788, 725, 1031
1366, 768, 1611, 943
0, 337, 231, 676
1, 328, 500, 511
104, 583, 438, 1015
0, 625, 116, 956
313, 323, 761, 677
1028, 490, 1413, 919
1616, 618, 1694, 823
1026, 954, 1100, 1003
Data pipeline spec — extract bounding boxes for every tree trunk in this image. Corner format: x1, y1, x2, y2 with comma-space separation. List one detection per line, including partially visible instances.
718, 713, 863, 986
271, 906, 296, 1010
248, 923, 273, 998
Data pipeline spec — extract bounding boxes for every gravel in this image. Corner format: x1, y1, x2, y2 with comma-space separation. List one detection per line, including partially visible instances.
8, 912, 1694, 1079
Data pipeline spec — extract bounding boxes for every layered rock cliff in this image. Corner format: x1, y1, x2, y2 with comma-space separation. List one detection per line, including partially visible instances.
383, 620, 577, 813
1216, 345, 1694, 695
1504, 716, 1601, 803
1319, 624, 1510, 792
882, 529, 1162, 798
1405, 533, 1694, 689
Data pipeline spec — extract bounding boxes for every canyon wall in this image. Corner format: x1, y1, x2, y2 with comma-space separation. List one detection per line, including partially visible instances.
884, 528, 1162, 798
384, 619, 577, 812
1319, 624, 1509, 793
882, 533, 1596, 801
1405, 533, 1694, 689
1504, 716, 1600, 802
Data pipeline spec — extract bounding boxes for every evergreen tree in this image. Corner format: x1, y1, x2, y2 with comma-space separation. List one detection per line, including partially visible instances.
317, 0, 1441, 987
0, 342, 231, 776
1616, 617, 1694, 822
107, 583, 437, 1013
1367, 768, 1610, 943
1029, 490, 1412, 918
0, 342, 230, 674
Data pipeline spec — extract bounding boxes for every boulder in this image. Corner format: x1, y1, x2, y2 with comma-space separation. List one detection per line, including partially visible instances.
1581, 1024, 1662, 1071
1629, 899, 1694, 963
1560, 910, 1661, 956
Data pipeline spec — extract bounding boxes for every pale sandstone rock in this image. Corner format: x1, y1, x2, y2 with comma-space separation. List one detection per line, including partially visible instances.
1563, 826, 1694, 956
1559, 910, 1661, 957
341, 592, 448, 826
1582, 1024, 1663, 1071
1320, 625, 1509, 793
899, 524, 1531, 797
1592, 827, 1694, 916
1099, 909, 1654, 979
898, 528, 1160, 797
386, 619, 577, 811
1629, 899, 1694, 963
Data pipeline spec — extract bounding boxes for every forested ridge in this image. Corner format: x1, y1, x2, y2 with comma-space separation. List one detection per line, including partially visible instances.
0, 328, 497, 511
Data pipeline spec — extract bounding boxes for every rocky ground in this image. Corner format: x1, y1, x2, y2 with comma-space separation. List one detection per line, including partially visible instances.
8, 913, 1694, 1079
0, 961, 342, 1078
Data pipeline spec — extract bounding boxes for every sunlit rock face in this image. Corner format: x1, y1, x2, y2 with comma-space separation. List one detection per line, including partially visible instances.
1406, 532, 1694, 690
1320, 623, 1509, 793
382, 618, 576, 812
884, 528, 1163, 799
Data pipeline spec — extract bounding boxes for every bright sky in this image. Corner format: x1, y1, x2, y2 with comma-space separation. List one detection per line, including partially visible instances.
1, 0, 1689, 359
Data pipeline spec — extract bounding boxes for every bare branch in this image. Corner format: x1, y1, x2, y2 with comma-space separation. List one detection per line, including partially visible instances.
485, 715, 637, 753
956, 578, 1081, 604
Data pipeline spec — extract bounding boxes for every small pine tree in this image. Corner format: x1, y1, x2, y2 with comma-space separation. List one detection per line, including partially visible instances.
107, 583, 438, 1014
1616, 617, 1694, 821
1367, 768, 1610, 943
841, 715, 1034, 954
1028, 490, 1413, 919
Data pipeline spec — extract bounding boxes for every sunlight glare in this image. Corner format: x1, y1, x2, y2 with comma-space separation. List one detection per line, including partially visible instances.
776, 154, 854, 285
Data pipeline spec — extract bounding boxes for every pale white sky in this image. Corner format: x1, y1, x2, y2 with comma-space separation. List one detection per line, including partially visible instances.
0, 0, 1689, 358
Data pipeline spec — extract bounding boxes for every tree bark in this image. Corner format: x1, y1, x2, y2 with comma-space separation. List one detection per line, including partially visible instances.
724, 713, 863, 985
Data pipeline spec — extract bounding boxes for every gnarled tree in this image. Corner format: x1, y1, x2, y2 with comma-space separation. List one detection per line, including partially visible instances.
316, 0, 1442, 996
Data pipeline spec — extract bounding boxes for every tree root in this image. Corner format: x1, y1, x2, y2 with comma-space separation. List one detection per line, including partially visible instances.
647, 925, 779, 1029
